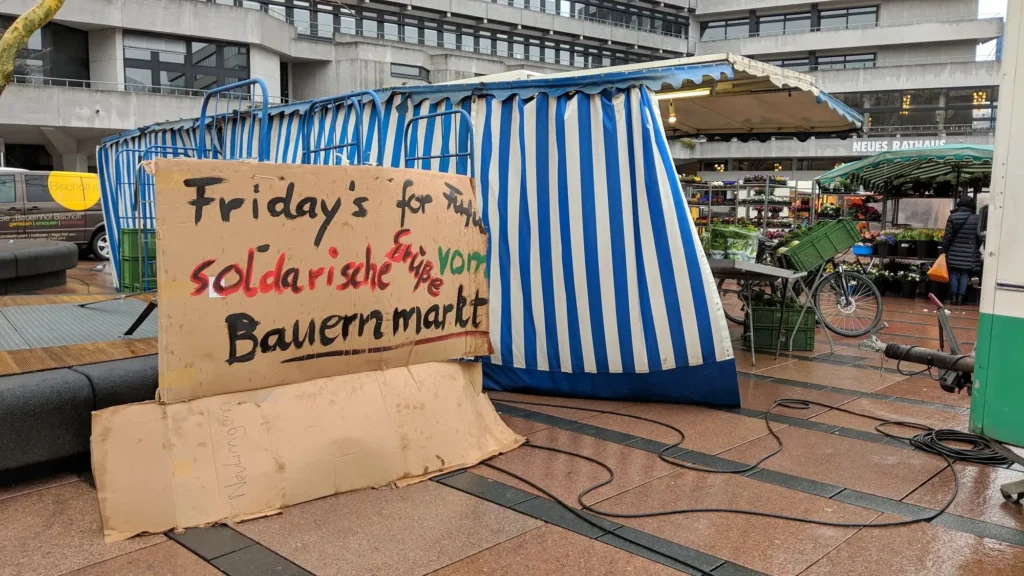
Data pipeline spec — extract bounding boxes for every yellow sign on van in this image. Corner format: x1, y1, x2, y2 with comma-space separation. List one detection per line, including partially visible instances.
47, 172, 100, 211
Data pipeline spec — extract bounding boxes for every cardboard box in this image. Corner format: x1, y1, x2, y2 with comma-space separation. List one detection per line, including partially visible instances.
148, 159, 491, 403
91, 361, 521, 542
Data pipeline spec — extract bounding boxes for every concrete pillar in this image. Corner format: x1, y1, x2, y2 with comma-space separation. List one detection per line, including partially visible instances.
88, 29, 124, 88
249, 45, 282, 103
59, 154, 89, 172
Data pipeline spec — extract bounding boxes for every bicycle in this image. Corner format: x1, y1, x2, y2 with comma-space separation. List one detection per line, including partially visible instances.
717, 242, 884, 338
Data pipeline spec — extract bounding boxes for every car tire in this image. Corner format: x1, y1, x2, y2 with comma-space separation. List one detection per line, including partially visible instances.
91, 229, 110, 261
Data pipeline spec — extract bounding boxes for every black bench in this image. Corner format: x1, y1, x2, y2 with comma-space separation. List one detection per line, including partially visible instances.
0, 240, 79, 294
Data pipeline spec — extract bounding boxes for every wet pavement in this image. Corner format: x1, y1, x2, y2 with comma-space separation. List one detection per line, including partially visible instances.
2, 295, 1022, 576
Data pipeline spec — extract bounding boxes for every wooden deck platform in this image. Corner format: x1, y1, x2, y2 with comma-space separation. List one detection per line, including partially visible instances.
0, 294, 157, 377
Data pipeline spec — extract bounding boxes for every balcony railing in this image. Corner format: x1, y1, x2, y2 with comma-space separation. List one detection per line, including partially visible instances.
702, 13, 1002, 42
476, 0, 690, 39
767, 55, 1000, 74
866, 122, 996, 135
10, 75, 293, 104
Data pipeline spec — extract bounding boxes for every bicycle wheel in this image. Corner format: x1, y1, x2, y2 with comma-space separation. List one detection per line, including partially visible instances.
812, 270, 883, 337
717, 278, 777, 326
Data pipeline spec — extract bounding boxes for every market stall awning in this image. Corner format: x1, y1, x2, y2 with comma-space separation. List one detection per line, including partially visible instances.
815, 144, 994, 189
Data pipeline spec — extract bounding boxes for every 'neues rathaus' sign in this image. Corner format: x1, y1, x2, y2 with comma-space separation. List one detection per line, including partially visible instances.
851, 139, 947, 154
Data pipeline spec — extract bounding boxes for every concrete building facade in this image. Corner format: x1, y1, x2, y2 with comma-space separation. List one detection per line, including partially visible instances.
681, 0, 1004, 182
0, 0, 1003, 177
0, 0, 696, 170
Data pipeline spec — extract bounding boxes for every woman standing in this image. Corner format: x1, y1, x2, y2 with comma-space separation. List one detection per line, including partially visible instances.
940, 197, 981, 305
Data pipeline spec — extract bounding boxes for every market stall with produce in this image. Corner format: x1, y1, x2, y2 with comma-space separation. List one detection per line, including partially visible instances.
711, 216, 884, 358
682, 174, 814, 239
813, 145, 992, 303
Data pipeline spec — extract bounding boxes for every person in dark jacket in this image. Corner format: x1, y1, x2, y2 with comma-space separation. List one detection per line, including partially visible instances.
940, 197, 981, 305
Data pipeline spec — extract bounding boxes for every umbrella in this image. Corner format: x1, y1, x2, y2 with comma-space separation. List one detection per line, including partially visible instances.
815, 144, 993, 191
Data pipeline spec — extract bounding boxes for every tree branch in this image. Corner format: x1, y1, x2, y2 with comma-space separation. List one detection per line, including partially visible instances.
0, 0, 66, 97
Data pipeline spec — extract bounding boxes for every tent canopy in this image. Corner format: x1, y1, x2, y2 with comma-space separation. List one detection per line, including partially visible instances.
102, 53, 862, 145
815, 144, 994, 190
96, 54, 862, 406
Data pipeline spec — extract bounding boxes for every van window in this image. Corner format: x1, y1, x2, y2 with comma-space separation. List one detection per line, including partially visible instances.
0, 175, 14, 203
25, 175, 51, 203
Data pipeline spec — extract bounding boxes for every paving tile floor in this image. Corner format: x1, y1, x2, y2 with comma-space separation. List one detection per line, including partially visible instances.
5, 300, 1024, 576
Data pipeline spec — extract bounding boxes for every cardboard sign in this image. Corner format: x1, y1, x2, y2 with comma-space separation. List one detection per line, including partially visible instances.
91, 362, 523, 541
150, 159, 491, 403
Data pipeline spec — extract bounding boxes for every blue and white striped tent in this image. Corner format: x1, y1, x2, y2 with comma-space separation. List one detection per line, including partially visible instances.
97, 55, 861, 406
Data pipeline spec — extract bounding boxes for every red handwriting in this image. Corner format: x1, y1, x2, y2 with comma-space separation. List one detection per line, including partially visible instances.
190, 243, 393, 298
384, 229, 444, 297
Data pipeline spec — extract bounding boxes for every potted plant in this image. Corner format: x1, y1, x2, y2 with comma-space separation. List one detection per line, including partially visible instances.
876, 231, 897, 257
817, 203, 841, 219
877, 269, 894, 296
912, 229, 933, 259
866, 269, 884, 296
895, 229, 917, 258
897, 270, 920, 298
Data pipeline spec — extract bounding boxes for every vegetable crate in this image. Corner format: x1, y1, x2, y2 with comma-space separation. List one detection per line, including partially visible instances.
119, 229, 158, 293
781, 218, 859, 272
706, 225, 759, 262
119, 256, 157, 294
742, 306, 816, 351
119, 228, 157, 259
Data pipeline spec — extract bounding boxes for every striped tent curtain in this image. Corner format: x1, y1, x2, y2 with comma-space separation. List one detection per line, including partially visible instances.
97, 85, 739, 405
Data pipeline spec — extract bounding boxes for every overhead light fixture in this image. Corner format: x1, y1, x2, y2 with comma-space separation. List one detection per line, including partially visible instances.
668, 101, 676, 124
656, 88, 712, 101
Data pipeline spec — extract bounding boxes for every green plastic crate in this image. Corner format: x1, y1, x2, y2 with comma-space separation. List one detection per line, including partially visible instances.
748, 306, 816, 330
119, 229, 157, 259
743, 326, 816, 351
781, 219, 859, 272
120, 256, 157, 293
742, 306, 816, 351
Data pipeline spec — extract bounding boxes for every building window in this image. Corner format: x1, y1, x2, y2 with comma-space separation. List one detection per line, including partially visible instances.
537, 1, 688, 37
701, 19, 750, 41
195, 0, 673, 68
820, 6, 878, 31
834, 86, 1000, 134
796, 158, 860, 171
390, 63, 429, 82
279, 62, 290, 101
124, 32, 249, 96
764, 58, 811, 73
0, 18, 90, 85
816, 54, 876, 71
758, 12, 811, 36
699, 160, 728, 172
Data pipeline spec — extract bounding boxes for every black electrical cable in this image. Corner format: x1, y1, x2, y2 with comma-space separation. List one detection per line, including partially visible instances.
483, 393, 1016, 570
481, 394, 982, 575
489, 397, 978, 524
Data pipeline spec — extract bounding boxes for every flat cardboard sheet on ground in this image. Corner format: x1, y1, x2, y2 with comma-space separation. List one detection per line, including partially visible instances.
91, 361, 522, 541
149, 159, 490, 402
